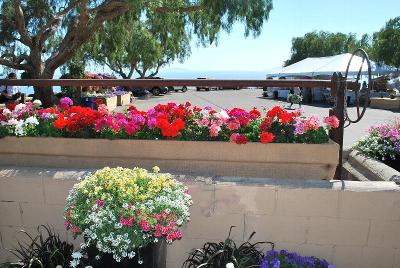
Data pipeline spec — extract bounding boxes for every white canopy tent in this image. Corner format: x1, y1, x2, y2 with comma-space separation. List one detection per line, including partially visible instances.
267, 53, 397, 78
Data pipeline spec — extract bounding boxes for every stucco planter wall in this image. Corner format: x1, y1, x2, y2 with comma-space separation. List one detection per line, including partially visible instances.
370, 97, 400, 111
1, 166, 400, 268
0, 137, 338, 180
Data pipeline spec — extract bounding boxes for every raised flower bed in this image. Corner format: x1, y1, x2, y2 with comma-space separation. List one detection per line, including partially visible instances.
0, 99, 340, 179
354, 121, 400, 172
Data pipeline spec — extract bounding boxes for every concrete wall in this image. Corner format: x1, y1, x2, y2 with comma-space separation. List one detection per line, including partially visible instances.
370, 97, 400, 111
1, 166, 400, 268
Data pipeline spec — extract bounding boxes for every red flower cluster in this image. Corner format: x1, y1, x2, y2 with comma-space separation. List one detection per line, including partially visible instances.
53, 106, 101, 132
156, 117, 185, 138
260, 132, 275, 143
266, 106, 297, 124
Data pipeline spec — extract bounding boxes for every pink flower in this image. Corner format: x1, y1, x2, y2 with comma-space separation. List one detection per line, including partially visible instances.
323, 115, 339, 129
120, 216, 134, 226
97, 104, 109, 115
226, 118, 240, 131
70, 226, 79, 233
293, 117, 306, 135
209, 124, 221, 137
140, 219, 151, 232
95, 199, 104, 207
125, 122, 140, 135
229, 133, 248, 144
196, 118, 210, 126
166, 230, 183, 241
304, 115, 320, 131
59, 97, 73, 108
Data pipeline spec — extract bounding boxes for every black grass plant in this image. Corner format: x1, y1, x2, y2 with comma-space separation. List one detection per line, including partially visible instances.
0, 225, 74, 268
182, 226, 274, 268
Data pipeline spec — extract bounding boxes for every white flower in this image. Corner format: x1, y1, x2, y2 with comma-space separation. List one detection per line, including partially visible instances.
25, 116, 39, 125
56, 265, 63, 268
32, 99, 42, 107
70, 259, 80, 268
218, 110, 230, 119
15, 120, 25, 136
226, 263, 235, 268
71, 251, 83, 259
84, 266, 93, 268
14, 103, 26, 112
6, 118, 18, 126
2, 108, 11, 116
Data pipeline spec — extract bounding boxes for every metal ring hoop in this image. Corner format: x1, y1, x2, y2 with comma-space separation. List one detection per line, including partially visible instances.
344, 48, 372, 125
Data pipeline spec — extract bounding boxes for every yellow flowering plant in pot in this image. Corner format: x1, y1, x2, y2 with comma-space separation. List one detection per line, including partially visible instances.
64, 166, 192, 268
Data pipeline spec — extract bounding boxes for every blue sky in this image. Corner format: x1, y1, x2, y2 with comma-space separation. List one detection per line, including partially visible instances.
166, 0, 400, 72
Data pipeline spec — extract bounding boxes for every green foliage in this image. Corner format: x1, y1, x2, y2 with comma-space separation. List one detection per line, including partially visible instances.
182, 227, 273, 268
0, 225, 74, 268
294, 127, 329, 144
370, 16, 400, 68
285, 31, 369, 66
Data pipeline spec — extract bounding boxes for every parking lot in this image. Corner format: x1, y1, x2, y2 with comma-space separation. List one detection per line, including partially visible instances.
130, 87, 398, 147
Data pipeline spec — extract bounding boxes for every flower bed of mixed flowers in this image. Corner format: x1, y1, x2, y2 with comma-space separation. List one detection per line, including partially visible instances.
354, 120, 400, 170
260, 249, 334, 268
0, 97, 339, 144
65, 166, 192, 266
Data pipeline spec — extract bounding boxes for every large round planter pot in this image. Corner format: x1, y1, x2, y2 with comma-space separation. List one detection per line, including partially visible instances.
87, 240, 166, 268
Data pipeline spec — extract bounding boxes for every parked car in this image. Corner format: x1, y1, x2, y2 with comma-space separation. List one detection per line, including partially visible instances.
196, 77, 218, 91
168, 86, 188, 92
135, 77, 168, 96
218, 86, 242, 90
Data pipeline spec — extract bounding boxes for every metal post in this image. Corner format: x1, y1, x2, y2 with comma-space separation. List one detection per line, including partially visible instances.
329, 72, 346, 180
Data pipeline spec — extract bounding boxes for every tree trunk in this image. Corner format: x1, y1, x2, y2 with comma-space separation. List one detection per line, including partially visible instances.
33, 70, 56, 108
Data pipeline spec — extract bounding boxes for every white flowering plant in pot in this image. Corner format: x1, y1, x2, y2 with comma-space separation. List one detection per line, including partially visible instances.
64, 166, 192, 267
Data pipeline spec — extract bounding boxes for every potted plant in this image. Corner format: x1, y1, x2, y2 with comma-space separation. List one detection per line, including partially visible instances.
64, 166, 192, 267
387, 89, 397, 99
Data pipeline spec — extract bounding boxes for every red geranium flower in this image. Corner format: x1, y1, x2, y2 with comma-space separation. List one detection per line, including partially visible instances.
260, 132, 275, 143
54, 115, 67, 129
249, 107, 261, 119
260, 117, 273, 131
156, 117, 185, 138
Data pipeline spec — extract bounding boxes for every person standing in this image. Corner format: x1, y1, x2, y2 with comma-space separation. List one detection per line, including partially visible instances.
0, 73, 25, 103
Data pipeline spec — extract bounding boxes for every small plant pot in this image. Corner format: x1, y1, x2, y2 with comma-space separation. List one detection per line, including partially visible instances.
86, 240, 166, 268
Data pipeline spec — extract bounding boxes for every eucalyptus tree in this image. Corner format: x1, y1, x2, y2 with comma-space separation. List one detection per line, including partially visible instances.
0, 0, 273, 106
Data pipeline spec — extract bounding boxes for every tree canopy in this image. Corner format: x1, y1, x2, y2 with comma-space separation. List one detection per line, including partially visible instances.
0, 0, 273, 105
370, 16, 400, 68
86, 12, 191, 79
284, 31, 365, 66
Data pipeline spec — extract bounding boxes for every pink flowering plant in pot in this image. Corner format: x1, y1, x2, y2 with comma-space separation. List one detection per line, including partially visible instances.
64, 166, 192, 267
